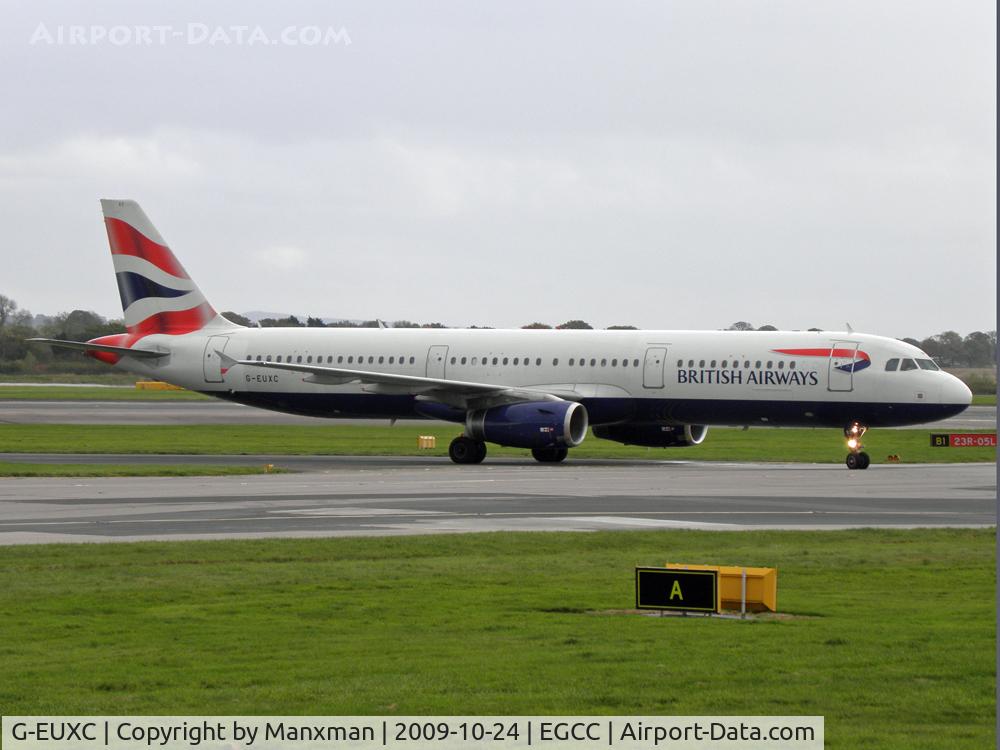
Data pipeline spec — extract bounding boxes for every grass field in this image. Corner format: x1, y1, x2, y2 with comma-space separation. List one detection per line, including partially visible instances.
973, 394, 996, 406
0, 529, 993, 748
0, 385, 208, 401
0, 462, 279, 477
0, 424, 994, 464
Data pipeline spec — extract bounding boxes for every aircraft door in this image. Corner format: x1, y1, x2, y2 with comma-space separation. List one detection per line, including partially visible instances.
642, 346, 667, 389
426, 345, 448, 379
203, 335, 229, 383
828, 341, 859, 392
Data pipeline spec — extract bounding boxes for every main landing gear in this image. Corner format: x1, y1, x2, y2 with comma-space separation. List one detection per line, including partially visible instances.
449, 436, 487, 464
531, 446, 568, 463
844, 422, 870, 470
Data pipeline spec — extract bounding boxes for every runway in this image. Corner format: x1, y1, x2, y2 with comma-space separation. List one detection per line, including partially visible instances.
0, 399, 995, 430
0, 459, 993, 545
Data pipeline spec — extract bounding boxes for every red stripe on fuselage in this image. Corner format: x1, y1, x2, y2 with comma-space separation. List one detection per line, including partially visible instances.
85, 302, 217, 363
773, 348, 870, 361
105, 217, 189, 278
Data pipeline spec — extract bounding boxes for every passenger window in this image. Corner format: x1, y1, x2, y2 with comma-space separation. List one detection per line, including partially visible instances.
590, 358, 596, 367
755, 361, 761, 368
721, 360, 728, 368
900, 359, 917, 371
553, 358, 559, 366
699, 360, 705, 367
265, 355, 272, 362
307, 355, 313, 363
688, 359, 694, 367
368, 356, 374, 364
777, 361, 784, 369
347, 356, 354, 364
633, 359, 639, 367
524, 358, 529, 366
492, 357, 498, 365
677, 359, 683, 367
601, 358, 607, 367
885, 358, 899, 371
536, 358, 542, 366
377, 356, 383, 364
568, 358, 575, 366
502, 357, 509, 365
744, 360, 750, 368
710, 360, 716, 368
471, 357, 478, 365
409, 356, 415, 364
917, 359, 940, 371
388, 356, 394, 364
276, 355, 282, 362
461, 356, 467, 365
513, 357, 519, 365
450, 357, 456, 365
790, 361, 796, 370
613, 359, 619, 367
766, 361, 772, 369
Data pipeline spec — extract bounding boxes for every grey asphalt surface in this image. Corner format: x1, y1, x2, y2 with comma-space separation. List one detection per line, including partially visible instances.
0, 399, 994, 430
0, 460, 993, 545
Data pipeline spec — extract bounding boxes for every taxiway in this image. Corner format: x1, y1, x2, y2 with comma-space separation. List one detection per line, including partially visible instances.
0, 459, 992, 545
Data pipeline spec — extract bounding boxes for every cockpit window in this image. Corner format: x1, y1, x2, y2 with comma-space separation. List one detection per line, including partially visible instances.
885, 358, 899, 372
899, 358, 917, 371
916, 359, 940, 371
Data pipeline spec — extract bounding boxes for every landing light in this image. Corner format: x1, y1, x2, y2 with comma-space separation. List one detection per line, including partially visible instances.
846, 438, 858, 450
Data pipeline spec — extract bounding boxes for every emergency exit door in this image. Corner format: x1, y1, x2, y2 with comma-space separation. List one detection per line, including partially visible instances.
203, 336, 229, 383
643, 346, 668, 389
828, 341, 859, 392
426, 345, 448, 379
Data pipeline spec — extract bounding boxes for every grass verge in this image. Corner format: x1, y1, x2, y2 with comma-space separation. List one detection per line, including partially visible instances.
972, 394, 996, 406
0, 424, 994, 464
0, 529, 993, 748
0, 385, 208, 401
0, 462, 281, 477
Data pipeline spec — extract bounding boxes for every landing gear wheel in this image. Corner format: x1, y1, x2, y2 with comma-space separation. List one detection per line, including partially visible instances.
449, 436, 487, 464
531, 447, 569, 463
844, 422, 870, 470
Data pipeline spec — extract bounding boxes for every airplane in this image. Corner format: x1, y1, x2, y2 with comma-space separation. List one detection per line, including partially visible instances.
31, 199, 973, 470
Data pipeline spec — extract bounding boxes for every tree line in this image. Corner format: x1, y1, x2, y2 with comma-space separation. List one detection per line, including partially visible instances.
0, 294, 994, 375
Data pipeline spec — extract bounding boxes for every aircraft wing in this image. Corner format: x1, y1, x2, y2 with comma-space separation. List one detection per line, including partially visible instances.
27, 338, 169, 359
230, 355, 580, 409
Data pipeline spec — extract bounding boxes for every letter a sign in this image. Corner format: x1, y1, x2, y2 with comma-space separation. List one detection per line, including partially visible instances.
670, 580, 683, 600
635, 567, 718, 613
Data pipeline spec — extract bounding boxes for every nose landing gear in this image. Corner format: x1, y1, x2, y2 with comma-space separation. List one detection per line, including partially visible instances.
844, 422, 870, 470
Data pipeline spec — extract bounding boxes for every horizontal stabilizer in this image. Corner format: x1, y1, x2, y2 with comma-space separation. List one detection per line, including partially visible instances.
27, 338, 169, 359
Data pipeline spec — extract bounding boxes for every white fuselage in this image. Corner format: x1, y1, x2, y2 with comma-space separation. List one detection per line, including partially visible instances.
117, 326, 971, 429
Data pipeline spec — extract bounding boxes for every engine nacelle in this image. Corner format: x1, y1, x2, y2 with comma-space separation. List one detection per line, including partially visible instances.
466, 401, 588, 450
592, 423, 708, 448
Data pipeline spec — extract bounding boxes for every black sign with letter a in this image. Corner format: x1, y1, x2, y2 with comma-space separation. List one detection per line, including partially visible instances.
635, 567, 719, 613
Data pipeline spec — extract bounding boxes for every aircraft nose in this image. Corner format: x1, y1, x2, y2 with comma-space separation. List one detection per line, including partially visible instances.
942, 374, 973, 406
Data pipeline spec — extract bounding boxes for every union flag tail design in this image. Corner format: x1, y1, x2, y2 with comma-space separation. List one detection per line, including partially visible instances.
101, 199, 231, 338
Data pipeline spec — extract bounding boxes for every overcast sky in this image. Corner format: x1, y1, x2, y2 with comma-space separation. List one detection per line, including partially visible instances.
1, 1, 995, 336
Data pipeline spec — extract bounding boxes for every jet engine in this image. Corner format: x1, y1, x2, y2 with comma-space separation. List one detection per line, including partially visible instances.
466, 401, 588, 450
592, 423, 708, 447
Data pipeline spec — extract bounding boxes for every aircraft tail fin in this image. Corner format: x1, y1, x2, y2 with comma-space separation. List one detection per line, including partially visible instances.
100, 199, 240, 337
